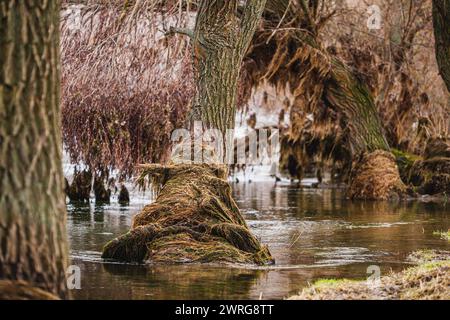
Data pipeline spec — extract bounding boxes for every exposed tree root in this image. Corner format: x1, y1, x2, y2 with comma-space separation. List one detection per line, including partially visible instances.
102, 164, 273, 265
348, 150, 411, 200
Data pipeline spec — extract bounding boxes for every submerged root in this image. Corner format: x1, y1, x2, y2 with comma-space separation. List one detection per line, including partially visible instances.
93, 175, 111, 203
102, 164, 273, 265
348, 150, 410, 200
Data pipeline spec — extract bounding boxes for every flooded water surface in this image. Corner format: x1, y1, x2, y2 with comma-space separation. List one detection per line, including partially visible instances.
68, 182, 450, 299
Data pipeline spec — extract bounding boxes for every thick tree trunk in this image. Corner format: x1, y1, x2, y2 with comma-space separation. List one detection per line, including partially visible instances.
190, 0, 266, 132
0, 0, 69, 299
248, 2, 400, 199
325, 59, 390, 154
433, 0, 450, 92
250, 1, 390, 155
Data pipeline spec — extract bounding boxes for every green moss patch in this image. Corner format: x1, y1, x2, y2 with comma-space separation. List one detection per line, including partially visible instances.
289, 250, 450, 300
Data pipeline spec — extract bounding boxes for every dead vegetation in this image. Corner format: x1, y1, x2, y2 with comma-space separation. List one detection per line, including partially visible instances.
407, 137, 450, 195
61, 1, 193, 179
66, 170, 92, 202
289, 250, 450, 300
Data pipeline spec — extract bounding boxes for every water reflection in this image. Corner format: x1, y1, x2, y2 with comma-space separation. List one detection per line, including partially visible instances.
68, 182, 449, 299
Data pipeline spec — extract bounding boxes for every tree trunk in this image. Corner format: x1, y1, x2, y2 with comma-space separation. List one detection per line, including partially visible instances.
247, 2, 400, 199
0, 0, 69, 299
102, 0, 272, 264
250, 1, 390, 155
325, 59, 390, 154
433, 0, 450, 92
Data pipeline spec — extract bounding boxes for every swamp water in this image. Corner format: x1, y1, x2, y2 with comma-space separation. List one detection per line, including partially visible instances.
68, 182, 449, 299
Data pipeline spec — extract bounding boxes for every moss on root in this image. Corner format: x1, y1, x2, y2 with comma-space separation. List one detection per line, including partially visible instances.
348, 150, 412, 200
391, 149, 422, 182
102, 164, 273, 265
289, 250, 450, 300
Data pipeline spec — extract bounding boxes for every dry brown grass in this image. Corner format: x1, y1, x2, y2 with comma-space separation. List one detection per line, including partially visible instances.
348, 150, 410, 200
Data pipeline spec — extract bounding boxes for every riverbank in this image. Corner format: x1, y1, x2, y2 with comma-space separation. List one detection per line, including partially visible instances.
289, 250, 450, 300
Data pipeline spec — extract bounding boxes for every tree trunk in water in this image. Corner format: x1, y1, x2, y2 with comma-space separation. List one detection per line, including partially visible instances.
325, 59, 390, 154
0, 0, 69, 299
433, 0, 450, 92
102, 0, 273, 264
250, 2, 399, 198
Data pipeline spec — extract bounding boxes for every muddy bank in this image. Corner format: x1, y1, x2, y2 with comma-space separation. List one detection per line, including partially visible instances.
289, 250, 450, 300
102, 164, 273, 265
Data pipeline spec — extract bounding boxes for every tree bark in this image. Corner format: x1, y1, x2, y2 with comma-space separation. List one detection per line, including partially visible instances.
0, 0, 69, 299
433, 0, 450, 92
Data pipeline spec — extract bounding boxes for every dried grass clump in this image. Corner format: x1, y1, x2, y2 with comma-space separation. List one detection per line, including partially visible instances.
348, 150, 409, 200
289, 250, 450, 300
66, 169, 92, 202
408, 137, 450, 195
102, 163, 273, 265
